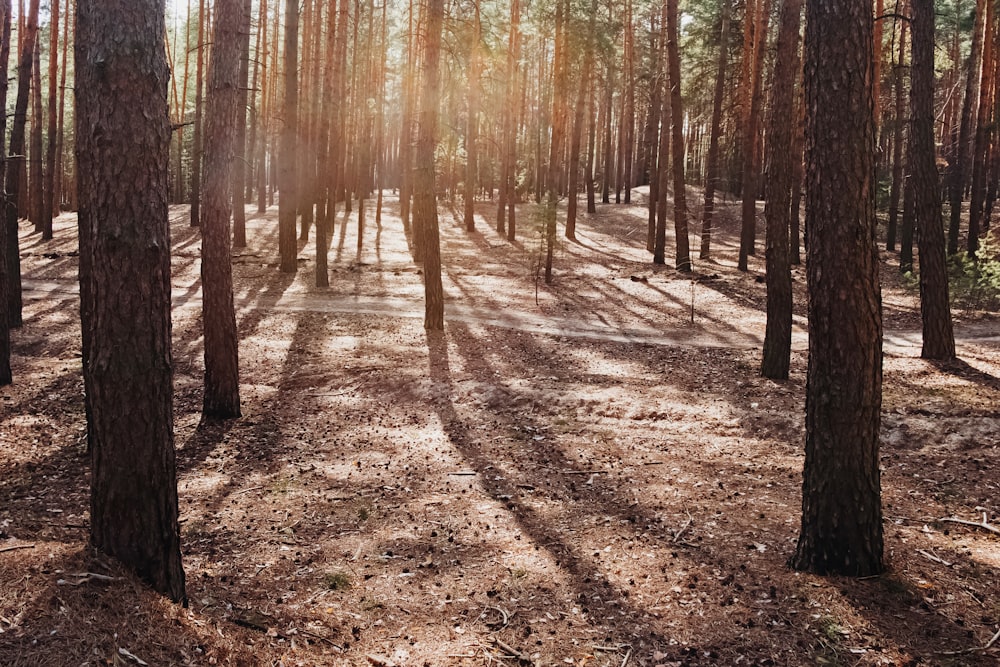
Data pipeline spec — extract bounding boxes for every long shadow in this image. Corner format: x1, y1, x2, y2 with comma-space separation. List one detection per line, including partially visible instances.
929, 356, 1000, 393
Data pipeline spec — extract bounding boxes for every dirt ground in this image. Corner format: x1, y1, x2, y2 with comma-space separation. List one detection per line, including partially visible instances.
1, 189, 999, 667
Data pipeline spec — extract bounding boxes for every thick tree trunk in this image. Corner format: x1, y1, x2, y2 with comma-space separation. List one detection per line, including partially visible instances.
791, 0, 884, 577
415, 0, 445, 330
200, 0, 244, 418
76, 0, 186, 602
3, 0, 38, 328
761, 0, 802, 380
910, 0, 956, 360
700, 0, 730, 260
278, 0, 299, 273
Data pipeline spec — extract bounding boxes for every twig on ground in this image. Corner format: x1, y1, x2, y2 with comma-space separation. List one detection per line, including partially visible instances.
493, 637, 526, 661
0, 543, 35, 554
234, 486, 265, 495
57, 572, 118, 585
296, 627, 343, 650
936, 627, 1000, 656
673, 512, 694, 543
917, 549, 953, 567
561, 469, 604, 475
448, 471, 477, 476
620, 647, 633, 667
939, 514, 1000, 536
479, 606, 510, 630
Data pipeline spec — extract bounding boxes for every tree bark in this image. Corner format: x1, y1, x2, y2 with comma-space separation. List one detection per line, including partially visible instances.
278, 0, 299, 273
967, 0, 994, 257
464, 4, 480, 233
886, 10, 907, 252
738, 0, 770, 271
761, 0, 802, 380
191, 0, 206, 227
232, 0, 252, 248
566, 0, 598, 241
201, 0, 244, 418
0, 0, 11, 385
42, 0, 57, 237
910, 0, 956, 360
544, 0, 569, 284
3, 0, 38, 328
700, 0, 730, 260
665, 0, 690, 272
415, 0, 445, 330
76, 0, 186, 602
29, 37, 42, 232
791, 0, 884, 577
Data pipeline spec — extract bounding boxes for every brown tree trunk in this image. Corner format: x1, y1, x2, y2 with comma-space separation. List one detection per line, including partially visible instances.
666, 0, 691, 272
791, 0, 884, 577
76, 0, 186, 602
29, 37, 42, 233
191, 0, 206, 226
948, 0, 987, 254
316, 0, 338, 287
278, 0, 299, 273
968, 1, 995, 256
566, 0, 598, 241
41, 0, 57, 237
886, 9, 907, 252
544, 0, 570, 284
54, 0, 69, 213
738, 0, 770, 271
0, 0, 11, 385
761, 0, 803, 379
201, 0, 244, 418
232, 0, 252, 248
910, 0, 956, 359
464, 4, 481, 233
497, 0, 520, 238
700, 0, 730, 260
3, 0, 38, 328
415, 0, 444, 330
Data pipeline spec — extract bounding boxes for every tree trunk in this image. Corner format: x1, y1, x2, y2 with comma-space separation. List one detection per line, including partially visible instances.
278, 0, 299, 273
544, 0, 570, 284
947, 0, 987, 254
42, 0, 57, 237
0, 0, 11, 385
666, 0, 690, 272
30, 37, 42, 233
968, 0, 995, 257
191, 0, 206, 226
738, 0, 770, 271
54, 0, 69, 213
464, 4, 480, 232
761, 0, 802, 380
201, 0, 244, 418
415, 0, 444, 330
566, 0, 598, 241
700, 0, 730, 260
76, 0, 186, 602
791, 0, 884, 577
886, 11, 907, 252
3, 0, 38, 328
232, 0, 252, 248
910, 0, 956, 359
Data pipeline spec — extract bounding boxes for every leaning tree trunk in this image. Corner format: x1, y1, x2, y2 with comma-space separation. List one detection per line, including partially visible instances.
200, 0, 244, 418
76, 0, 186, 602
910, 0, 956, 360
761, 0, 802, 380
791, 0, 884, 577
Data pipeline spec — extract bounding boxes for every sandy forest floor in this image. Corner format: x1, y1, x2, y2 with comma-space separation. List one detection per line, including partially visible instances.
1, 189, 999, 667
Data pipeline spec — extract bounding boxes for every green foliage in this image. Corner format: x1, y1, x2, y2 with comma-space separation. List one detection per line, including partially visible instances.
323, 571, 351, 591
947, 230, 1000, 312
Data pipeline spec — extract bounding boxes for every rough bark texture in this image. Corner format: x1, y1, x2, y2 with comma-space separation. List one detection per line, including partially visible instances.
665, 0, 690, 272
0, 0, 11, 385
761, 0, 802, 380
791, 0, 884, 577
278, 0, 299, 273
232, 0, 252, 249
3, 0, 38, 328
886, 18, 907, 253
30, 38, 42, 231
544, 0, 569, 284
42, 0, 57, 237
200, 0, 244, 418
737, 0, 770, 271
910, 0, 956, 360
190, 0, 205, 227
967, 0, 994, 257
700, 0, 729, 260
75, 0, 186, 602
415, 0, 444, 330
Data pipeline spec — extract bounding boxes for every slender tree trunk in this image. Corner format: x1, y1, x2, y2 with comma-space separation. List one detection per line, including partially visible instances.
0, 0, 12, 385
201, 0, 244, 418
761, 0, 803, 379
666, 0, 690, 272
278, 0, 298, 273
700, 0, 730, 260
30, 38, 42, 232
738, 0, 771, 271
191, 0, 206, 226
76, 0, 186, 602
585, 80, 597, 214
566, 0, 598, 241
42, 0, 57, 237
54, 0, 69, 213
792, 0, 884, 577
948, 0, 987, 254
232, 0, 252, 248
544, 0, 569, 284
968, 1, 995, 256
621, 0, 635, 203
3, 0, 38, 327
910, 0, 956, 359
886, 9, 907, 252
789, 74, 805, 265
415, 0, 444, 330
464, 4, 480, 232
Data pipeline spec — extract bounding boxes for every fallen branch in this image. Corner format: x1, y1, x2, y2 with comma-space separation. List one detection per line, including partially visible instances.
0, 543, 35, 554
493, 637, 527, 662
917, 549, 953, 567
673, 512, 694, 544
936, 627, 1000, 656
57, 572, 118, 586
561, 469, 605, 475
939, 514, 1000, 537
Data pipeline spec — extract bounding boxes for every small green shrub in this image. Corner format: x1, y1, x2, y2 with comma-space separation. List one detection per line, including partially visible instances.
948, 230, 1000, 312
